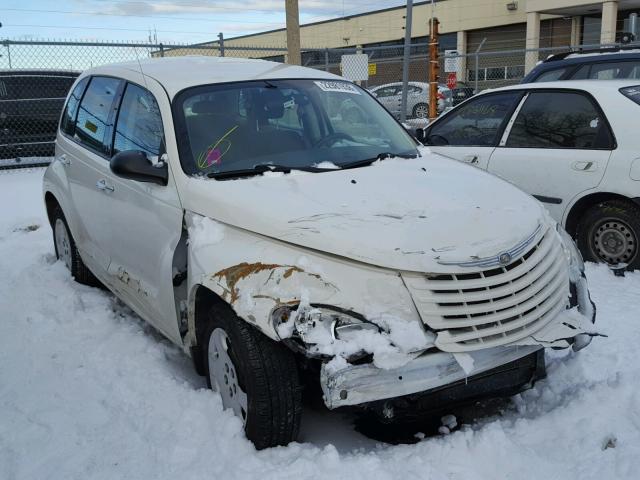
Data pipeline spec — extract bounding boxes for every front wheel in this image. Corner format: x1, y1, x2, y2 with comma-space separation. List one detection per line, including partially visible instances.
576, 200, 640, 270
203, 307, 302, 449
412, 102, 428, 118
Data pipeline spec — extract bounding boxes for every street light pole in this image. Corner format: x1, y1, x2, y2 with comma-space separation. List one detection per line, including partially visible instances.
285, 0, 301, 65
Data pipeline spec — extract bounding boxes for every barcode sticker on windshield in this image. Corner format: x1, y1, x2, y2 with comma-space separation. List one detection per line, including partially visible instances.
314, 81, 361, 95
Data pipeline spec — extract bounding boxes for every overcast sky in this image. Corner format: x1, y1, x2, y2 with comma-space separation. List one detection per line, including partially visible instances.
1, 0, 409, 44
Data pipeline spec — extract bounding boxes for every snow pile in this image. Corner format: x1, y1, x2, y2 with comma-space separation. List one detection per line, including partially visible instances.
2, 169, 640, 480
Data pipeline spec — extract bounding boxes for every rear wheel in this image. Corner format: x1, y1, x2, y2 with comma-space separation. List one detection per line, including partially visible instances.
576, 200, 640, 270
52, 207, 100, 285
203, 306, 302, 449
412, 103, 428, 119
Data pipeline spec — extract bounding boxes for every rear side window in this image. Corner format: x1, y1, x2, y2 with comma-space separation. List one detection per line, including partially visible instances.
113, 83, 164, 158
374, 86, 399, 98
60, 77, 89, 136
533, 67, 568, 82
572, 61, 640, 80
75, 76, 121, 155
506, 91, 614, 149
426, 92, 522, 146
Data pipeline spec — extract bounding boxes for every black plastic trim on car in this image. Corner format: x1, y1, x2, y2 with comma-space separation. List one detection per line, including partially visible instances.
532, 194, 562, 205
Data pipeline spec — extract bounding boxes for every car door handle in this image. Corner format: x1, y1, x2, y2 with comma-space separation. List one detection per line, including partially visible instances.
463, 154, 479, 164
96, 179, 114, 192
57, 154, 71, 166
572, 161, 596, 171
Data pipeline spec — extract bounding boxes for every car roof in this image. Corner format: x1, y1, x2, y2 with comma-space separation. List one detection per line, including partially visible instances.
85, 56, 343, 99
481, 79, 640, 94
544, 49, 640, 64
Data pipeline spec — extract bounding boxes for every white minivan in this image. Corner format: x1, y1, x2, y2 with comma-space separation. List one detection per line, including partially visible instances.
43, 57, 597, 449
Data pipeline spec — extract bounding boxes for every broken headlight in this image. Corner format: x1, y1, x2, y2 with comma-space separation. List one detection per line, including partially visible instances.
272, 305, 380, 358
557, 224, 584, 273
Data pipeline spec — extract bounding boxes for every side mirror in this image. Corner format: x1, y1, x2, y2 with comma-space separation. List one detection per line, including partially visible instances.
415, 128, 426, 144
110, 150, 168, 186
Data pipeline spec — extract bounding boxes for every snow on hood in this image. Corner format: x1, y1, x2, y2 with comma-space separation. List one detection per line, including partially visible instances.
183, 153, 545, 273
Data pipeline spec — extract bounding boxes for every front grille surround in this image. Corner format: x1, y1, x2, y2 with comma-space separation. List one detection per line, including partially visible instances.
403, 226, 570, 352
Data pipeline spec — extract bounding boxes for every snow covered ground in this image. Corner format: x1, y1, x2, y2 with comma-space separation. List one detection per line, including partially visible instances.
2, 168, 640, 479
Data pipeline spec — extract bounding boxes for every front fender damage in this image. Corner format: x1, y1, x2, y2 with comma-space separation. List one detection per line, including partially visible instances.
183, 214, 435, 367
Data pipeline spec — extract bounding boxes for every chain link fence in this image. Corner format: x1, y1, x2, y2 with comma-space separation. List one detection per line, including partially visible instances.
0, 38, 632, 167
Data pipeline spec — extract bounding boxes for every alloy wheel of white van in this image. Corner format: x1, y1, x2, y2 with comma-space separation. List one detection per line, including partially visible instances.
54, 218, 73, 271
208, 328, 248, 424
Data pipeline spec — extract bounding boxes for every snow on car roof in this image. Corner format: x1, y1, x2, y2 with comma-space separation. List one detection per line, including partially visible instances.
86, 56, 343, 98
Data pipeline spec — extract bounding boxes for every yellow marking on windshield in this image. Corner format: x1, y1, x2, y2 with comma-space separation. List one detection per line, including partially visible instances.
196, 124, 239, 170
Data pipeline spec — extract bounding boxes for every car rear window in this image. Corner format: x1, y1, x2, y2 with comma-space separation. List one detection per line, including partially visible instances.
0, 74, 76, 100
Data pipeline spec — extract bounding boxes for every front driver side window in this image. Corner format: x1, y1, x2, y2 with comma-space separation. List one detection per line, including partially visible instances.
113, 83, 164, 158
426, 92, 521, 146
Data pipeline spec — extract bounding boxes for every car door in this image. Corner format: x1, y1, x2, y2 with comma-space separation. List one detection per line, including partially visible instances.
102, 81, 184, 343
423, 91, 523, 169
58, 75, 123, 276
488, 90, 614, 221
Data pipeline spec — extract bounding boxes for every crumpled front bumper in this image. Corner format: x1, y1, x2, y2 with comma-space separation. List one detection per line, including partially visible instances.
321, 276, 598, 410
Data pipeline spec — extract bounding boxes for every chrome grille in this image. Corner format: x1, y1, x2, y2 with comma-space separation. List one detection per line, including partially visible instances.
403, 227, 570, 352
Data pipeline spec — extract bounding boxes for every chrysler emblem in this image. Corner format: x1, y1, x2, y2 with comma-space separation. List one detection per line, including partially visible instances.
498, 252, 512, 265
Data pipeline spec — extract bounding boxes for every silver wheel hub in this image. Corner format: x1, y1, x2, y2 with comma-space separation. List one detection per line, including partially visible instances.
593, 219, 637, 264
208, 328, 248, 424
54, 218, 72, 271
415, 105, 427, 118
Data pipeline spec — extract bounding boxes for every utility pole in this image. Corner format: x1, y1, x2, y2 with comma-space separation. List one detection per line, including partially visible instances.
400, 0, 413, 124
218, 32, 225, 57
428, 16, 440, 121
285, 0, 301, 65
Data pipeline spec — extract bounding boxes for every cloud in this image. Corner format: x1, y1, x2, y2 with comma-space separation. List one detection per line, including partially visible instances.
76, 0, 352, 17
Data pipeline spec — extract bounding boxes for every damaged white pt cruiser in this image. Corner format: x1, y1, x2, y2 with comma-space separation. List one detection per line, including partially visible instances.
43, 57, 598, 449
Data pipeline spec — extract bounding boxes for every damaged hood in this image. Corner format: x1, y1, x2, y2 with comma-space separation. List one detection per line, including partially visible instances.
182, 152, 546, 273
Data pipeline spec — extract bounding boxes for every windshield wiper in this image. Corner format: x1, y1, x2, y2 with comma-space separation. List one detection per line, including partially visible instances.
339, 152, 418, 170
207, 164, 335, 180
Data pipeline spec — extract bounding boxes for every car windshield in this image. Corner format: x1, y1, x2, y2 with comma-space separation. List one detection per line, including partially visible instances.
173, 79, 418, 177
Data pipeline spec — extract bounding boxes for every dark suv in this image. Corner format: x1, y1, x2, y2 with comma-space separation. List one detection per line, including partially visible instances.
0, 70, 79, 160
522, 46, 640, 83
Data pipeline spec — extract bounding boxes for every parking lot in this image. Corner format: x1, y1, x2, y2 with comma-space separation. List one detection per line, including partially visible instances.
1, 167, 640, 479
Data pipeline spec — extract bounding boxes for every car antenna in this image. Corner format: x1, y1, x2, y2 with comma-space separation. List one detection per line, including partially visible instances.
132, 46, 168, 166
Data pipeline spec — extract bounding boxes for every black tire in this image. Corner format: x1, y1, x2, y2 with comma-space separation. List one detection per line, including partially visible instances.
203, 306, 302, 449
412, 102, 428, 119
576, 199, 640, 270
52, 206, 101, 286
